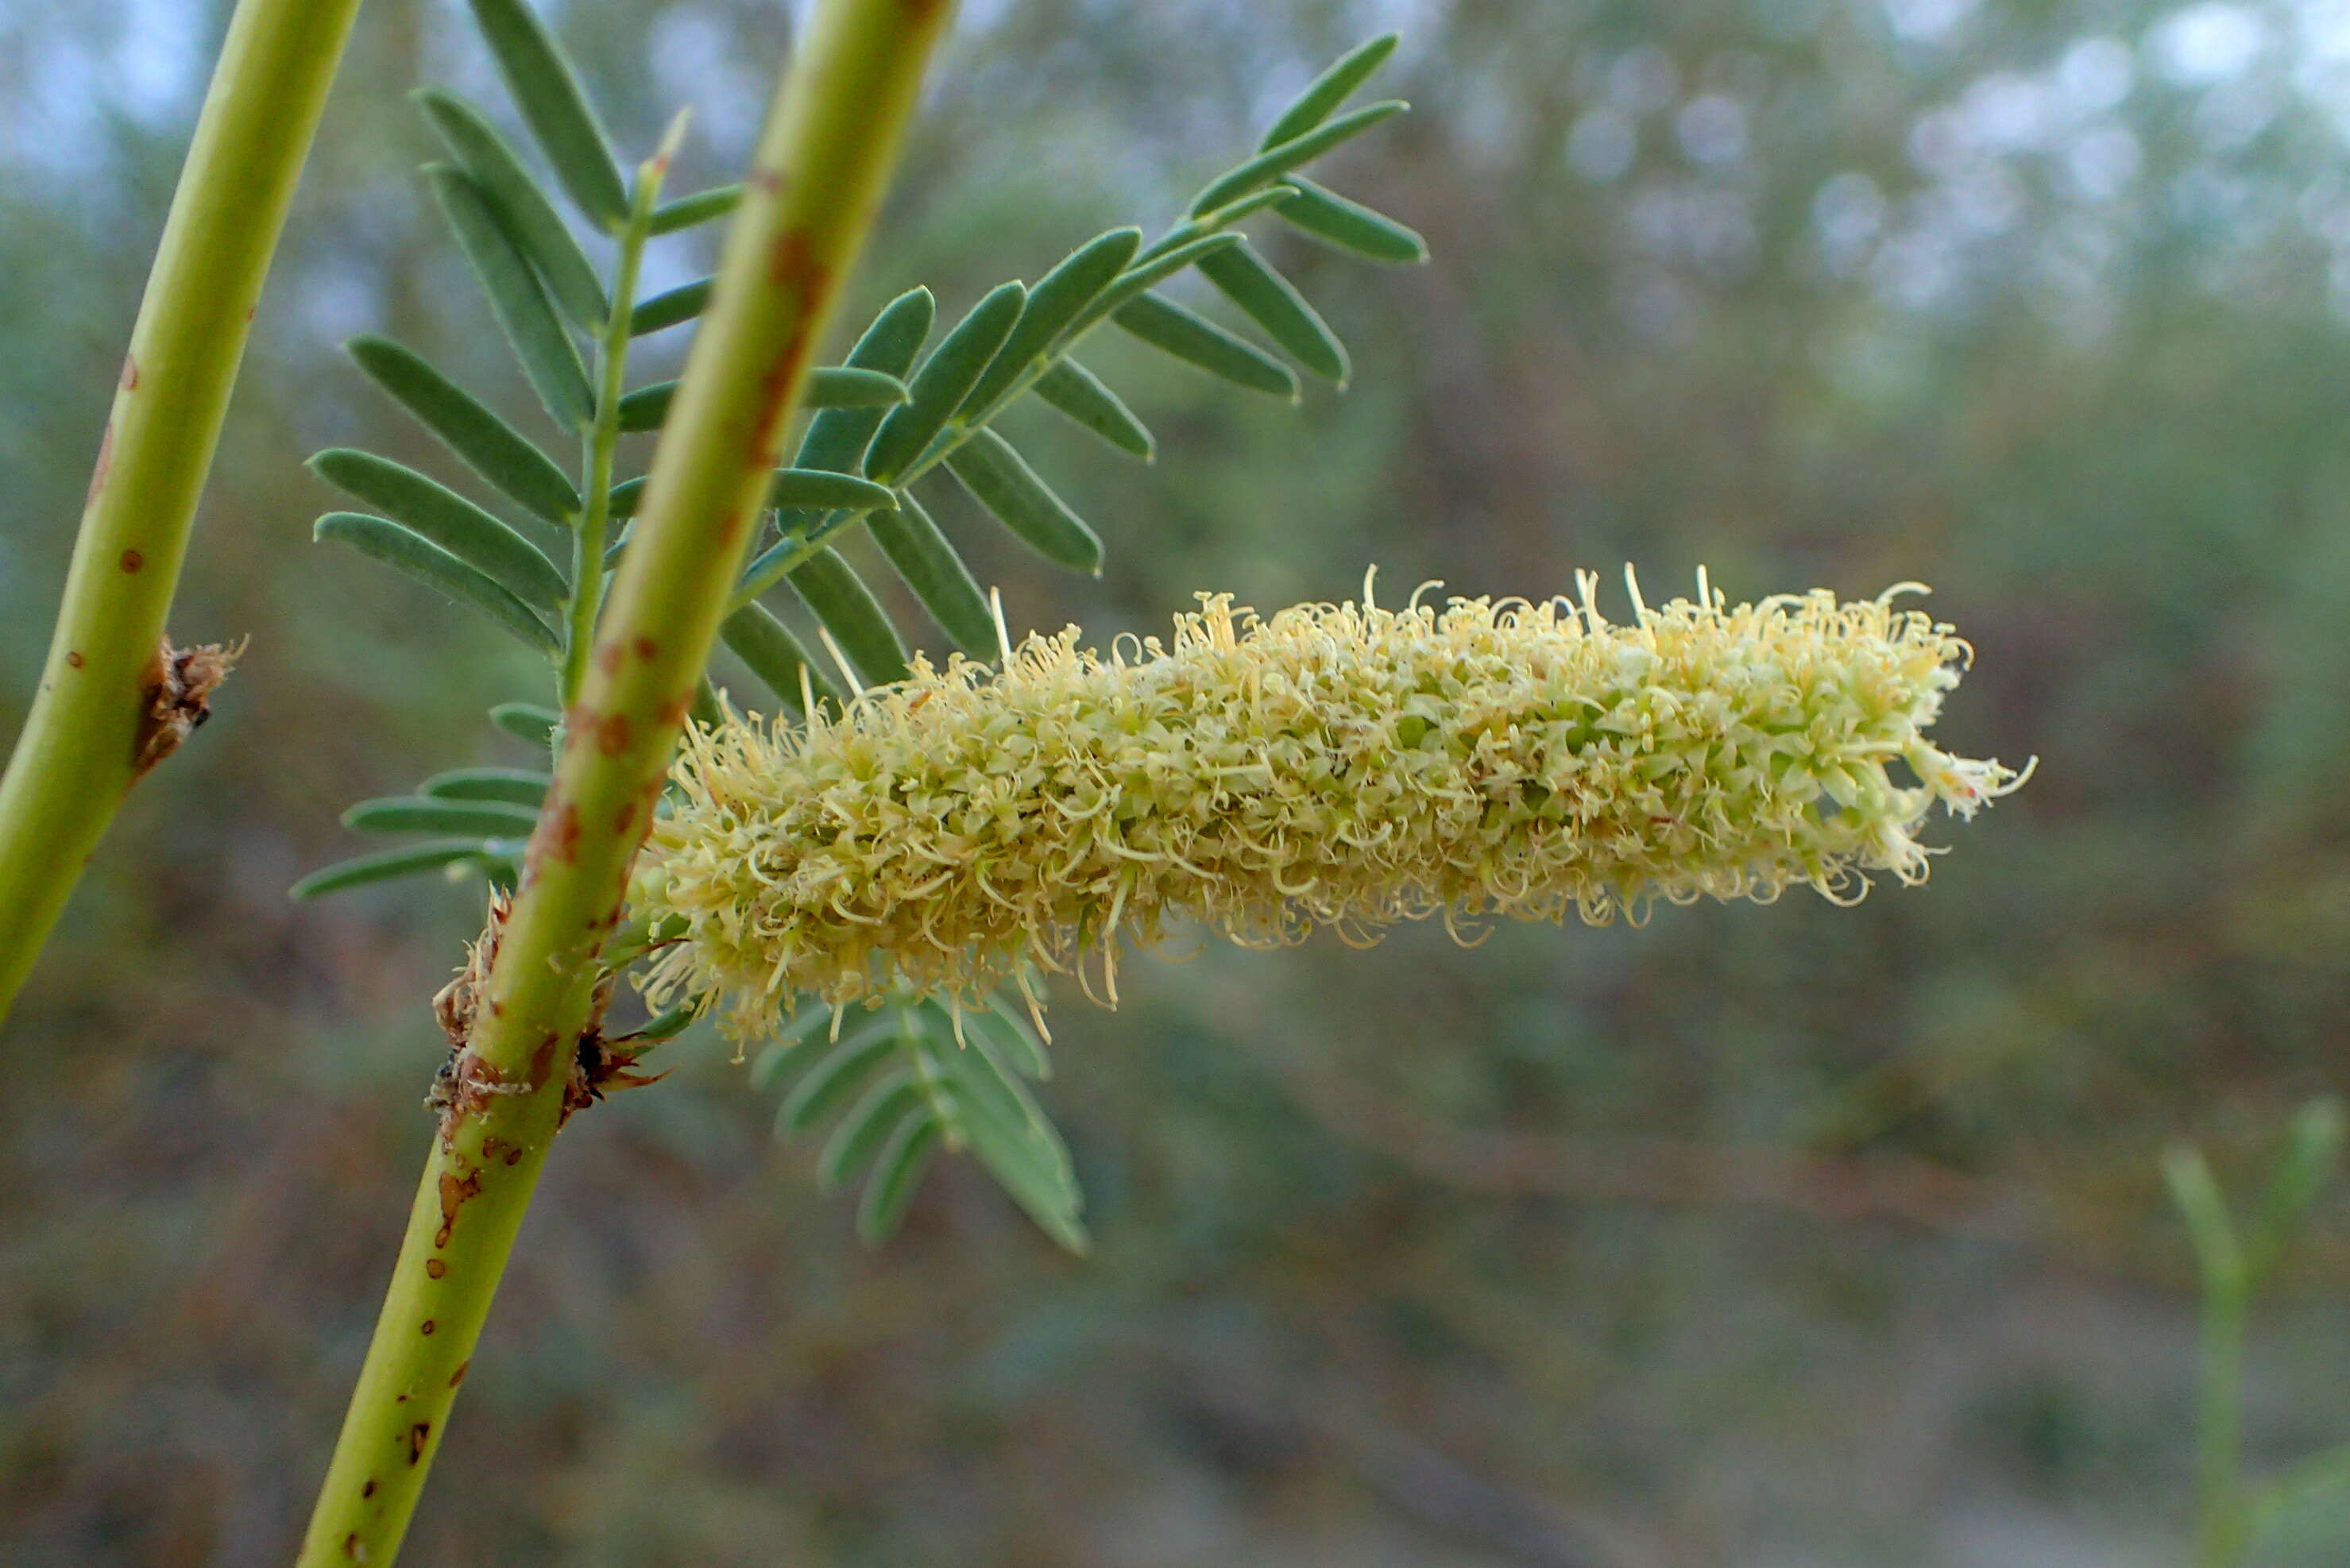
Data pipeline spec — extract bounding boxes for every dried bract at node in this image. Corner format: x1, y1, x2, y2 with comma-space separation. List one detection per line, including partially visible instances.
636, 569, 2031, 1043
133, 636, 247, 777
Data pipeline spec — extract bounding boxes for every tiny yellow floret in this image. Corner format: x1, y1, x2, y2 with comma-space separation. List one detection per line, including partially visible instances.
636, 569, 2027, 1039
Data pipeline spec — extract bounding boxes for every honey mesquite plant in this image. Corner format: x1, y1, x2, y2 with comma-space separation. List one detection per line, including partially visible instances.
0, 0, 2022, 1557
0, 0, 365, 1023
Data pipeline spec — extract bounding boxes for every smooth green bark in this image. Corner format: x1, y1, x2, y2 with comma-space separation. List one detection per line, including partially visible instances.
0, 0, 365, 1024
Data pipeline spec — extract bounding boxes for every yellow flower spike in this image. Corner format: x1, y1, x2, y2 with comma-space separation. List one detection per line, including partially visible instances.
636, 571, 2030, 1041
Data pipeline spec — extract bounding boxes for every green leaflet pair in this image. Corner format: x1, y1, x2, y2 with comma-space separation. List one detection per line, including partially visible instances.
298, 6, 1423, 1249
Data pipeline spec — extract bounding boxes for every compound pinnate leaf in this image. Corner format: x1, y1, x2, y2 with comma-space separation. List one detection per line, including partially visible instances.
466, 0, 628, 228
420, 767, 551, 806
648, 183, 743, 236
786, 288, 936, 526
345, 336, 581, 524
750, 1006, 846, 1091
1276, 178, 1428, 265
1258, 33, 1400, 150
1074, 232, 1242, 332
1195, 238, 1349, 384
776, 1022, 900, 1134
414, 87, 608, 330
614, 381, 672, 433
290, 840, 493, 901
721, 602, 842, 718
427, 164, 593, 431
309, 448, 569, 609
1031, 359, 1154, 462
866, 489, 996, 659
628, 276, 711, 337
342, 795, 543, 836
864, 280, 1026, 485
976, 998, 1053, 1080
489, 701, 559, 746
817, 1069, 921, 1191
943, 427, 1103, 574
856, 1114, 941, 1244
1189, 99, 1408, 217
959, 226, 1142, 420
787, 547, 911, 689
805, 367, 910, 408
1111, 292, 1300, 401
618, 370, 905, 434
315, 512, 560, 654
765, 469, 897, 512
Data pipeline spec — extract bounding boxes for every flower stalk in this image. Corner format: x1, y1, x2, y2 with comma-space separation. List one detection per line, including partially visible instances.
640, 571, 2030, 1036
0, 0, 365, 1025
296, 3, 957, 1561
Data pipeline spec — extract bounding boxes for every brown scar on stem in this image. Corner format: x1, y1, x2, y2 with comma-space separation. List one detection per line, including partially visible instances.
120, 355, 139, 391
65, 651, 83, 669
342, 1532, 361, 1558
527, 801, 582, 868
531, 1031, 562, 1086
361, 1480, 375, 1499
424, 1258, 446, 1280
420, 1319, 436, 1335
594, 712, 632, 756
406, 1423, 431, 1464
85, 423, 114, 508
596, 640, 625, 677
433, 1169, 482, 1249
132, 637, 246, 778
121, 549, 142, 572
633, 635, 659, 660
450, 1359, 471, 1388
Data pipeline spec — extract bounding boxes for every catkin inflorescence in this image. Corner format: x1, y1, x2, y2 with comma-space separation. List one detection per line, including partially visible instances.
636, 570, 2028, 1037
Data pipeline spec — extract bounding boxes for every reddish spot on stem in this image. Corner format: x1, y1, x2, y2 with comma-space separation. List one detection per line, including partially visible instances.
594, 712, 632, 757
531, 1031, 561, 1086
613, 798, 639, 837
450, 1359, 471, 1388
753, 168, 784, 195
120, 355, 140, 391
434, 1169, 482, 1249
424, 1258, 446, 1280
342, 1532, 361, 1558
65, 651, 83, 669
503, 1146, 523, 1165
421, 1319, 436, 1336
406, 1423, 431, 1464
597, 640, 624, 677
527, 801, 582, 869
656, 690, 692, 727
633, 635, 659, 661
120, 550, 143, 574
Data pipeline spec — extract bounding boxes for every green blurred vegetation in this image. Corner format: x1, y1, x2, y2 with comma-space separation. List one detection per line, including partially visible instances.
6, 0, 2350, 1562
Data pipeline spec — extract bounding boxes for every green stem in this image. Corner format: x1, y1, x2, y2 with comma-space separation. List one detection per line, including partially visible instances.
0, 0, 363, 1026
296, 5, 956, 1561
2196, 1271, 2251, 1567
562, 137, 671, 705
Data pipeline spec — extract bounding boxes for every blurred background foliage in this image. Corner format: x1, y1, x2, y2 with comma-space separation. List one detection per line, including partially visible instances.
6, 0, 2350, 1562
